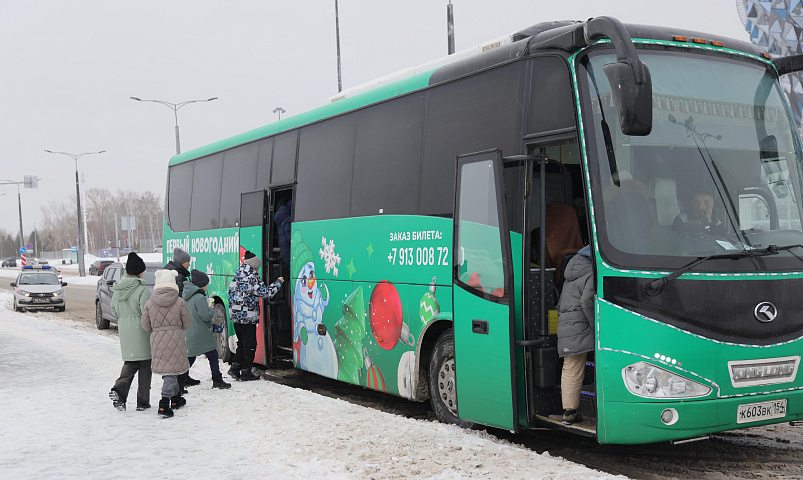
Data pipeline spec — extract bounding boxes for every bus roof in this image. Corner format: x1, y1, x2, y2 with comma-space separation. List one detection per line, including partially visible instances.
169, 18, 768, 167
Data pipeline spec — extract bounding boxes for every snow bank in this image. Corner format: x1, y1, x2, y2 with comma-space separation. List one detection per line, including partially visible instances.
0, 292, 625, 479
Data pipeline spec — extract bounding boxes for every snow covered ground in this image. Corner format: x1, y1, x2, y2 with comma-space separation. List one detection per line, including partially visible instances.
0, 291, 625, 480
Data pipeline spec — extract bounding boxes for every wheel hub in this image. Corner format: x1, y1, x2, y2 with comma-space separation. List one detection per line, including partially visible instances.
437, 358, 458, 416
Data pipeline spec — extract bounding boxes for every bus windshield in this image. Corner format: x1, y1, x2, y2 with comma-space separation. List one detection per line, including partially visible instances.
580, 47, 803, 271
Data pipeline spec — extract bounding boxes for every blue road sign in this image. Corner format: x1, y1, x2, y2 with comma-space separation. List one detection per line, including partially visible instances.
19, 247, 26, 254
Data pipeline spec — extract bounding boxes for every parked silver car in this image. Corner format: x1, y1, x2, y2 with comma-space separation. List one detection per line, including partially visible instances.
11, 265, 68, 312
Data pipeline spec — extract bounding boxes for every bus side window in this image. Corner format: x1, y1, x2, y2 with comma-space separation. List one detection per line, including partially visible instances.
739, 193, 772, 231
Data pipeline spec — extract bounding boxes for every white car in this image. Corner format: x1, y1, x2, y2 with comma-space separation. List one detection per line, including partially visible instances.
11, 265, 68, 312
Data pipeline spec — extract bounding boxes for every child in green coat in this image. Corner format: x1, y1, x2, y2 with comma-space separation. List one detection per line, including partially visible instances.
181, 270, 231, 389
109, 252, 152, 411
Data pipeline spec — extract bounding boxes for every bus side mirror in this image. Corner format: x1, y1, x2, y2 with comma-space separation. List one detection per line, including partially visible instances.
604, 61, 653, 136
773, 54, 803, 76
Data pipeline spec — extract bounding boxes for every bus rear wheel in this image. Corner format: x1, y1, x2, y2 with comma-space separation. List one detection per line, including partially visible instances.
428, 331, 474, 429
213, 302, 233, 363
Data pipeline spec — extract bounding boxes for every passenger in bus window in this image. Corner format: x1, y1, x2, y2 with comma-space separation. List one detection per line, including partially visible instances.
556, 245, 595, 425
226, 251, 284, 381
671, 191, 725, 237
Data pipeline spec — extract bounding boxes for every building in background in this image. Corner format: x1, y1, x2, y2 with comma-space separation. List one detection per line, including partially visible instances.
738, 0, 803, 131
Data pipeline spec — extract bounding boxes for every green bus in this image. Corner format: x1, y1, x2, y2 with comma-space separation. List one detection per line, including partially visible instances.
163, 16, 803, 444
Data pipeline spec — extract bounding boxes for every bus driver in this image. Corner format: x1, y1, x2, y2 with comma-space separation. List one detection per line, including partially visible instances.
672, 191, 725, 237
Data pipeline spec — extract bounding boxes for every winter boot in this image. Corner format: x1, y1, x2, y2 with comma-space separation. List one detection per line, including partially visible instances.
177, 377, 188, 395
239, 368, 260, 381
158, 398, 173, 418
562, 409, 582, 425
211, 374, 232, 389
109, 389, 126, 411
170, 395, 187, 410
136, 404, 151, 411
227, 363, 241, 380
184, 375, 201, 387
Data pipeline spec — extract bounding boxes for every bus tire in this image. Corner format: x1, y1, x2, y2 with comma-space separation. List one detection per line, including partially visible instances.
95, 301, 109, 330
213, 302, 233, 363
429, 331, 475, 429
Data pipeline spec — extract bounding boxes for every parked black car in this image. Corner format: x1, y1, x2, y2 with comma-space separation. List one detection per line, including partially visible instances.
95, 262, 160, 329
88, 260, 113, 276
2, 258, 17, 267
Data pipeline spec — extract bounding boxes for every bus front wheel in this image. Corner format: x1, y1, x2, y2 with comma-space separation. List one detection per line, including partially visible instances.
428, 331, 474, 429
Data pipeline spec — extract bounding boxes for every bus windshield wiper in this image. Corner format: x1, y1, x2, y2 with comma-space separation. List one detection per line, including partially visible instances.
645, 244, 803, 296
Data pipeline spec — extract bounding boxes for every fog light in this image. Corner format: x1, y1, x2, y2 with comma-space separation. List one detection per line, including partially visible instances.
661, 408, 679, 425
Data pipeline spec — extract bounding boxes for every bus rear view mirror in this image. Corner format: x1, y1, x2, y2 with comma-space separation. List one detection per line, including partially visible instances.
604, 61, 653, 136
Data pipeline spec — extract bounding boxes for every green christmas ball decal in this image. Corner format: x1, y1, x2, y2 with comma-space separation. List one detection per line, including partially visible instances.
333, 285, 366, 385
419, 276, 440, 325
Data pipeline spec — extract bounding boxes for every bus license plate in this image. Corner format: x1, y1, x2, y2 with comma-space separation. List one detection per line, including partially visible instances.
32, 298, 49, 304
736, 399, 786, 424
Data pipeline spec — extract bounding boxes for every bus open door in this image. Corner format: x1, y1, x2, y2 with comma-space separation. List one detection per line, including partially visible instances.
238, 189, 272, 366
452, 150, 518, 431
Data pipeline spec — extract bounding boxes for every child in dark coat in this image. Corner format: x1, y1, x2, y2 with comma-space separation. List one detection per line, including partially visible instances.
182, 269, 231, 389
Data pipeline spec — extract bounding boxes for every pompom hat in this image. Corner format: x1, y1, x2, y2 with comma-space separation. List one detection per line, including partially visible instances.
154, 269, 179, 291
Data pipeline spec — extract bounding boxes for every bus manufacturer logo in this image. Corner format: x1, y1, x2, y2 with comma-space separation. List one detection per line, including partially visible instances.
754, 302, 777, 322
728, 356, 800, 388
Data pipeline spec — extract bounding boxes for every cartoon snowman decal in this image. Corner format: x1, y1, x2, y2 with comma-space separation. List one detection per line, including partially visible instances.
291, 231, 338, 379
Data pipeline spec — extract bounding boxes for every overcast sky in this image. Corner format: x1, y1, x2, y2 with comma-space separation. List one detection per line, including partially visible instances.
0, 0, 748, 242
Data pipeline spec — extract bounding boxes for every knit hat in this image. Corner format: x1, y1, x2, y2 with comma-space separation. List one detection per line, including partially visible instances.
243, 250, 261, 270
190, 269, 209, 288
173, 247, 191, 265
290, 230, 314, 295
125, 252, 146, 275
154, 269, 179, 291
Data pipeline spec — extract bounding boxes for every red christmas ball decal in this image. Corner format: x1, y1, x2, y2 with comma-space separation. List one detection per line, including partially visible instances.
369, 280, 403, 350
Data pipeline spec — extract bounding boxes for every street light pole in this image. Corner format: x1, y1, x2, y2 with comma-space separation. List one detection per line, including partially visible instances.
0, 180, 36, 256
447, 1, 456, 55
130, 96, 218, 155
335, 0, 343, 92
273, 107, 286, 121
44, 150, 105, 277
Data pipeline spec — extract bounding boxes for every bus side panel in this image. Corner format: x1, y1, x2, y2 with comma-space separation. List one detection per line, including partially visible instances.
163, 226, 241, 346
596, 299, 803, 444
289, 216, 452, 397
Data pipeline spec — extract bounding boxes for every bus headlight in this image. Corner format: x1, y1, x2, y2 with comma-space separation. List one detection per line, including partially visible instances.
623, 361, 711, 399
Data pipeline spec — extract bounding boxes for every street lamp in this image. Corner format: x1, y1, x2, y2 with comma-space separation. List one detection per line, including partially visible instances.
130, 96, 218, 155
44, 150, 105, 277
273, 107, 286, 121
0, 177, 39, 259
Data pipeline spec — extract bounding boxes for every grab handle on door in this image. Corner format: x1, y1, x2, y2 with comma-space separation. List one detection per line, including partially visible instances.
472, 319, 489, 335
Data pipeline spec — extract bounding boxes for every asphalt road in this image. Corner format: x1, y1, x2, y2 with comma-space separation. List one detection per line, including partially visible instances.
0, 273, 101, 327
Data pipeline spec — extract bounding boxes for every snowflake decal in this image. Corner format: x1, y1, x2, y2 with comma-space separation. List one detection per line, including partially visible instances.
319, 236, 341, 277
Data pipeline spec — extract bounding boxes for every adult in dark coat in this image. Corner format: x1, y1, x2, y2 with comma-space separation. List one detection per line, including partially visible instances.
274, 199, 292, 270
164, 247, 191, 297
